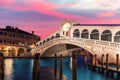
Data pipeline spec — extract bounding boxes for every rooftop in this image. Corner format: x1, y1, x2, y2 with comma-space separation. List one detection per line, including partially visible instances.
73, 24, 120, 26
0, 26, 39, 37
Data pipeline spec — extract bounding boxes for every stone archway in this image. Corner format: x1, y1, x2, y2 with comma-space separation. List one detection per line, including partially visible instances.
101, 30, 112, 41
90, 29, 99, 40
73, 29, 80, 37
81, 29, 89, 39
8, 48, 16, 57
18, 48, 25, 56
114, 31, 120, 42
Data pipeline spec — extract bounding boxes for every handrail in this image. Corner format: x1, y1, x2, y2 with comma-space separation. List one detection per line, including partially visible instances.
37, 37, 120, 48
33, 36, 120, 53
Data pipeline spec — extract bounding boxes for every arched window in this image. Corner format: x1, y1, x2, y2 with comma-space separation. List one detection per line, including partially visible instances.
73, 29, 80, 37
40, 42, 42, 45
114, 31, 120, 42
18, 48, 25, 56
55, 33, 60, 38
90, 29, 99, 40
81, 29, 89, 38
101, 30, 112, 41
51, 36, 54, 40
43, 40, 46, 44
47, 38, 50, 42
8, 48, 16, 56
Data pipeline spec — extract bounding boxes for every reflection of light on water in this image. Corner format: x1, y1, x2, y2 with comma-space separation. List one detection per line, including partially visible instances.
70, 57, 72, 69
4, 59, 13, 80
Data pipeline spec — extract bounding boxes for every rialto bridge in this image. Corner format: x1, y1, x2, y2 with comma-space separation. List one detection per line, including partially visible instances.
32, 20, 120, 63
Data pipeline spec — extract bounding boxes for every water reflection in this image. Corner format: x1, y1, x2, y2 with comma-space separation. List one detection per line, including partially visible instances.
4, 58, 113, 80
4, 58, 33, 80
4, 59, 13, 80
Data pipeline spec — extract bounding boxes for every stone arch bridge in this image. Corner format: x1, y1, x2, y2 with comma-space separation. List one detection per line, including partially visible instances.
32, 20, 120, 63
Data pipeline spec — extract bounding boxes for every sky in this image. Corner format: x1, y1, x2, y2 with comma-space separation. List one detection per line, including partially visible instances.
0, 0, 120, 39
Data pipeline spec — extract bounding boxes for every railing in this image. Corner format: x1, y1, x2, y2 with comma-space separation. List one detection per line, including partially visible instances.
34, 37, 120, 53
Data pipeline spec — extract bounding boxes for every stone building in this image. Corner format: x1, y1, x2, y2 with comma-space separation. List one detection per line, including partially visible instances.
0, 26, 40, 57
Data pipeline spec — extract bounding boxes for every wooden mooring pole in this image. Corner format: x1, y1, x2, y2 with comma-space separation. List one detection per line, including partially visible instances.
60, 54, 63, 80
72, 53, 77, 80
54, 54, 57, 80
100, 54, 104, 73
116, 54, 119, 71
106, 54, 109, 71
95, 54, 97, 66
116, 54, 120, 80
32, 53, 40, 80
91, 55, 94, 66
101, 54, 104, 68
0, 52, 4, 80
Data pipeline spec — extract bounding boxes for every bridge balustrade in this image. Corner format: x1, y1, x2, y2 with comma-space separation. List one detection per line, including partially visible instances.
34, 36, 120, 54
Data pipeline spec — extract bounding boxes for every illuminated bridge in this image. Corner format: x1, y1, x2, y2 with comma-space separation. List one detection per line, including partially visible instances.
32, 20, 120, 63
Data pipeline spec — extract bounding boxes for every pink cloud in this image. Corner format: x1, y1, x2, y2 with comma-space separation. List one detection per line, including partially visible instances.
0, 0, 79, 19
0, 0, 13, 4
97, 11, 115, 18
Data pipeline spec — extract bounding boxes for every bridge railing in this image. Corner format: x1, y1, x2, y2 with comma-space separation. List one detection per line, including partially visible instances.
36, 37, 120, 51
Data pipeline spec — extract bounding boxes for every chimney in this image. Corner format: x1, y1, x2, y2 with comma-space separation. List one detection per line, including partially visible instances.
15, 27, 18, 32
32, 31, 34, 35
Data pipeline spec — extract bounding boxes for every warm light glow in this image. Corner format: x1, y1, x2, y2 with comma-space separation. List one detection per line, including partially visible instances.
4, 59, 13, 80
29, 44, 35, 48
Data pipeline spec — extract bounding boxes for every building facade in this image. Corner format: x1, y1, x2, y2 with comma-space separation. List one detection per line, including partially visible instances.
38, 20, 120, 44
0, 26, 40, 57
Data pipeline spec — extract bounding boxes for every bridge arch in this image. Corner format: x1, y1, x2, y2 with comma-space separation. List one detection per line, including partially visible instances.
42, 43, 93, 57
73, 29, 80, 37
40, 40, 96, 57
101, 30, 112, 41
114, 31, 120, 42
81, 29, 89, 39
90, 29, 99, 40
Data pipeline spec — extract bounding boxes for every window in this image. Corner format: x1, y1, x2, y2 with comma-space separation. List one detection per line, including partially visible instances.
0, 32, 3, 35
4, 40, 6, 43
101, 30, 112, 41
90, 29, 99, 40
81, 29, 89, 38
0, 40, 3, 43
114, 31, 120, 42
73, 29, 80, 37
4, 32, 6, 36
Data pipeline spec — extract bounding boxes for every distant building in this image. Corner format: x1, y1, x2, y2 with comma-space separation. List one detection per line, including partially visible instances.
0, 26, 40, 57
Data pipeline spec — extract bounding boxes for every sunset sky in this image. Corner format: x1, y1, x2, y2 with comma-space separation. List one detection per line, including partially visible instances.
0, 0, 120, 39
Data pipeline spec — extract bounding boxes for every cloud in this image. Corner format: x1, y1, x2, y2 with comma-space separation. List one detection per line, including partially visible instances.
0, 0, 120, 39
97, 11, 115, 18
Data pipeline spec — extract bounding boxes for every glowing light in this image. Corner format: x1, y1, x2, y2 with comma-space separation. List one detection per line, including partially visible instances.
4, 59, 13, 80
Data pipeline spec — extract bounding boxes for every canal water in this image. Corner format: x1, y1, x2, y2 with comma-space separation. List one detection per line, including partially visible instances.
4, 57, 113, 80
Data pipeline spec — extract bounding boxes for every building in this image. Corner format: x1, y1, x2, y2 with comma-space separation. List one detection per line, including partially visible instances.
34, 20, 120, 63
0, 26, 40, 57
